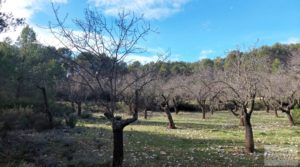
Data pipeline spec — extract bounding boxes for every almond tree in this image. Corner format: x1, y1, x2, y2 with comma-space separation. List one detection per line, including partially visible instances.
219, 49, 266, 153
50, 6, 155, 166
265, 73, 299, 126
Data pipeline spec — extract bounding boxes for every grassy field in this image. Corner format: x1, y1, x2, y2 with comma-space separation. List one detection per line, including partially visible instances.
3, 110, 300, 167
80, 111, 300, 167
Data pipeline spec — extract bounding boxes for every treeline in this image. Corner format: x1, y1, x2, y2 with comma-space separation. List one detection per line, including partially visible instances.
1, 26, 300, 108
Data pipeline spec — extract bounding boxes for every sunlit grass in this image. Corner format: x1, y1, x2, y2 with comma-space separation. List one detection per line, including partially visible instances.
78, 110, 300, 166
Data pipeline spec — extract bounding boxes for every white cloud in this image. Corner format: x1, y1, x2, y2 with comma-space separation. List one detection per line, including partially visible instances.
282, 37, 300, 44
88, 0, 189, 19
0, 0, 68, 44
125, 54, 159, 64
199, 49, 214, 60
0, 0, 67, 20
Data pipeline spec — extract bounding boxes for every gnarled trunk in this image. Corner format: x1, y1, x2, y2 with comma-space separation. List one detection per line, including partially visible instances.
164, 107, 176, 129
112, 126, 124, 167
161, 95, 176, 129
244, 113, 254, 153
285, 111, 295, 126
76, 101, 82, 116
105, 90, 140, 167
266, 105, 270, 113
144, 109, 148, 119
202, 108, 206, 119
239, 110, 245, 126
173, 98, 179, 115
71, 101, 76, 113
274, 109, 279, 118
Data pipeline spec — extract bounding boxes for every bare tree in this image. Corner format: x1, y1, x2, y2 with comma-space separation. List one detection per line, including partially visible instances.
218, 49, 266, 153
156, 76, 180, 129
265, 73, 299, 126
182, 71, 221, 119
50, 6, 155, 167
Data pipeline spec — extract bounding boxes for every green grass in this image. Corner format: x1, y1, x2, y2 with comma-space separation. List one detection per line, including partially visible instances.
2, 110, 299, 166
78, 111, 300, 167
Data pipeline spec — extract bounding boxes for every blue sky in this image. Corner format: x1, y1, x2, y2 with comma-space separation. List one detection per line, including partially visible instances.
1, 0, 300, 62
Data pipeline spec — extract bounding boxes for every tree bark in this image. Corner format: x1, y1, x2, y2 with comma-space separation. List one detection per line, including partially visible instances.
266, 105, 270, 113
37, 86, 53, 128
244, 113, 254, 153
274, 109, 279, 118
164, 107, 176, 129
202, 108, 206, 119
71, 101, 76, 113
173, 98, 179, 115
112, 127, 124, 167
144, 109, 148, 119
210, 106, 214, 115
161, 95, 176, 129
285, 111, 295, 126
105, 90, 140, 167
239, 110, 245, 126
76, 101, 82, 116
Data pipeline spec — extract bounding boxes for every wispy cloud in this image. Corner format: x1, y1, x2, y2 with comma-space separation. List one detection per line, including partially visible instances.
199, 49, 214, 60
88, 0, 190, 20
282, 37, 300, 44
0, 0, 68, 43
125, 54, 159, 64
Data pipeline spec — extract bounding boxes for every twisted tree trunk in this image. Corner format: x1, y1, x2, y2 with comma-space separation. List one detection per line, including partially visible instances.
161, 95, 176, 129
285, 111, 295, 126
105, 90, 140, 167
274, 109, 279, 118
76, 101, 82, 116
244, 112, 254, 153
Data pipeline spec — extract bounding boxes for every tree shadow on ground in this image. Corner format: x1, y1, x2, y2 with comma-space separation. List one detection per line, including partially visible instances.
1, 123, 263, 167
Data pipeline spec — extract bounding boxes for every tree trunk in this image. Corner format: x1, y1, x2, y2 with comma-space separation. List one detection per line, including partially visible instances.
129, 103, 133, 115
285, 111, 295, 126
77, 102, 82, 116
144, 109, 148, 119
112, 127, 124, 167
71, 101, 76, 113
173, 98, 179, 115
274, 109, 279, 118
202, 109, 206, 119
239, 116, 245, 126
239, 110, 245, 126
38, 86, 53, 128
174, 105, 178, 115
266, 105, 270, 113
244, 113, 254, 153
164, 107, 176, 129
106, 90, 139, 167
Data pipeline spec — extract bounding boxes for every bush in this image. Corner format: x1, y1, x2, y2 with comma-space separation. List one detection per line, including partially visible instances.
177, 102, 199, 112
0, 107, 61, 132
50, 103, 74, 117
292, 108, 300, 124
253, 100, 265, 111
80, 111, 93, 119
65, 114, 78, 128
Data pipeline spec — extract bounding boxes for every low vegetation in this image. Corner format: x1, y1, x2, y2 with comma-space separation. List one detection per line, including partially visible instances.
1, 111, 299, 166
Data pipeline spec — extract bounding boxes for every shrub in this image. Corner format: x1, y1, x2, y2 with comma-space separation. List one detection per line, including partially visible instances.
0, 107, 61, 132
80, 111, 93, 119
50, 103, 74, 117
292, 108, 300, 124
177, 102, 199, 112
65, 114, 78, 128
253, 100, 265, 111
